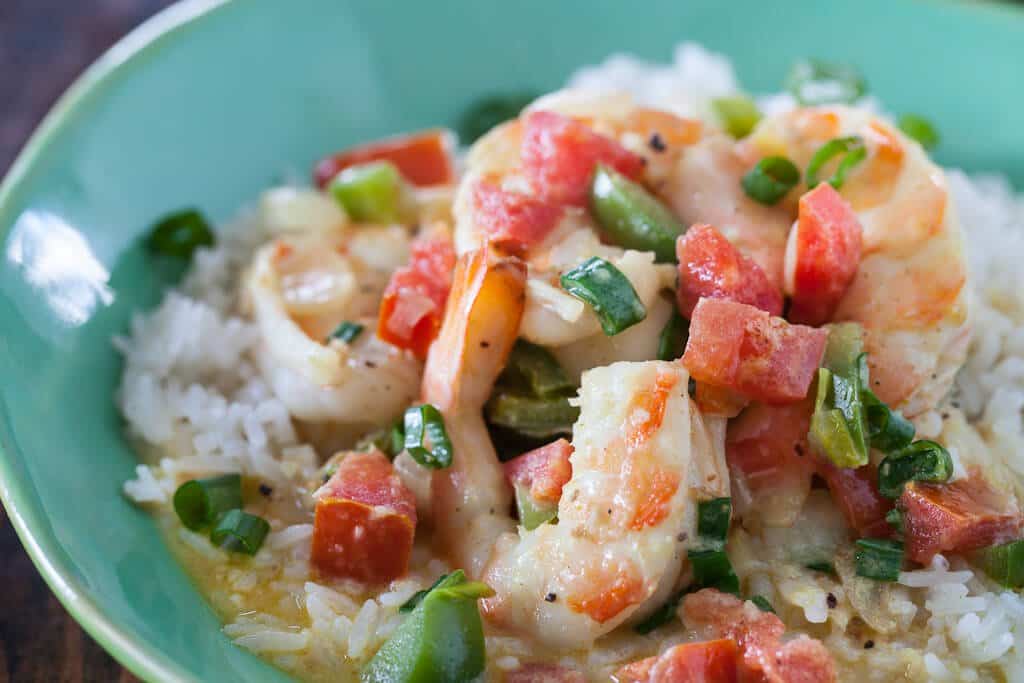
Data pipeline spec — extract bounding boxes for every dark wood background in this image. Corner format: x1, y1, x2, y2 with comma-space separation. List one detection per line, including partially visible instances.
1, 4, 171, 680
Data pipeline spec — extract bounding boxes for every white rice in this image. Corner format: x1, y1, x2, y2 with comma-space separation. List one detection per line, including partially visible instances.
115, 41, 1024, 681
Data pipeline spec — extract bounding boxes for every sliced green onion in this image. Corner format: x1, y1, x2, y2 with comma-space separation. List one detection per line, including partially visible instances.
854, 538, 904, 582
356, 418, 406, 458
363, 570, 491, 683
750, 595, 776, 614
147, 209, 215, 258
805, 561, 837, 575
688, 548, 741, 595
657, 309, 690, 361
885, 508, 905, 534
823, 322, 864, 377
877, 440, 954, 499
403, 404, 453, 469
514, 483, 558, 531
173, 474, 242, 531
327, 321, 364, 344
589, 165, 685, 263
974, 540, 1024, 588
485, 392, 579, 439
863, 389, 916, 452
505, 340, 574, 397
741, 156, 801, 205
457, 92, 538, 144
560, 257, 647, 336
400, 572, 452, 613
785, 59, 867, 105
898, 114, 940, 150
711, 95, 762, 138
809, 368, 869, 468
806, 136, 866, 190
210, 509, 270, 555
634, 589, 685, 634
328, 161, 406, 223
697, 498, 732, 546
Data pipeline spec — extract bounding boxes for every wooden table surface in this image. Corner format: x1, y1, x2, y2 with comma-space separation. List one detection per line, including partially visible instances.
1, 4, 171, 680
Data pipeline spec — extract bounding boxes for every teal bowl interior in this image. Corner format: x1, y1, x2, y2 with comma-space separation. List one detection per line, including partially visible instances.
1, 0, 1023, 680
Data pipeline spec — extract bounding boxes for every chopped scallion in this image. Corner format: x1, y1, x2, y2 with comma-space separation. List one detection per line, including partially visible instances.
328, 161, 406, 223
863, 389, 915, 452
560, 257, 647, 336
210, 509, 270, 555
697, 498, 732, 545
355, 418, 406, 459
885, 508, 905, 534
505, 340, 574, 397
711, 95, 762, 138
403, 404, 454, 469
750, 595, 776, 613
898, 114, 940, 150
809, 367, 869, 468
173, 474, 242, 531
327, 321, 364, 344
657, 309, 690, 361
688, 548, 741, 595
805, 561, 837, 575
485, 392, 579, 439
877, 440, 954, 499
806, 136, 866, 190
147, 209, 215, 258
854, 538, 904, 582
785, 59, 867, 105
514, 483, 558, 531
400, 572, 451, 613
589, 165, 685, 263
974, 540, 1024, 588
741, 156, 800, 205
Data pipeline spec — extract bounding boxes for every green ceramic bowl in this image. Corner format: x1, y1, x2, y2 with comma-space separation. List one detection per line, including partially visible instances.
1, 0, 1022, 680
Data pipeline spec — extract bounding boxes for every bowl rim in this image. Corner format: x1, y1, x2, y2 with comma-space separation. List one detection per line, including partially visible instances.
0, 4, 232, 681
3, 0, 1024, 681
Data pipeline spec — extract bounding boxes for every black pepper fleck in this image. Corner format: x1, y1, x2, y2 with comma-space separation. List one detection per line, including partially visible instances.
794, 443, 805, 457
481, 341, 491, 348
365, 361, 378, 369
607, 509, 613, 515
545, 592, 557, 602
676, 532, 688, 543
826, 593, 838, 609
648, 133, 667, 153
864, 640, 875, 650
259, 484, 273, 497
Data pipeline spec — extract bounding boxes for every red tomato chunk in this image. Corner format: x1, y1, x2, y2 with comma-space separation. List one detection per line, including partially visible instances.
785, 183, 863, 326
377, 234, 456, 359
816, 460, 894, 539
681, 298, 828, 404
471, 179, 564, 254
520, 110, 645, 206
504, 663, 585, 683
616, 639, 740, 683
313, 129, 454, 188
503, 438, 574, 505
311, 451, 417, 583
900, 474, 1024, 564
676, 224, 783, 318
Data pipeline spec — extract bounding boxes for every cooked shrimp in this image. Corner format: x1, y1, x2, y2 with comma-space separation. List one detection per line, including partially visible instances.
422, 247, 528, 577
245, 201, 422, 427
748, 106, 969, 416
481, 361, 730, 649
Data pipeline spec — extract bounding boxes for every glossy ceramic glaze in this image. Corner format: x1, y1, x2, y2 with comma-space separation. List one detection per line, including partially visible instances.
1, 0, 1022, 680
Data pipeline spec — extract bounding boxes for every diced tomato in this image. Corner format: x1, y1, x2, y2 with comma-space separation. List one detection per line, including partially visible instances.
504, 663, 586, 683
682, 298, 828, 404
313, 129, 454, 188
726, 400, 816, 527
503, 438, 574, 505
471, 179, 564, 254
785, 183, 863, 326
676, 224, 784, 318
900, 474, 1024, 564
816, 460, 893, 538
521, 110, 645, 206
377, 234, 456, 358
615, 639, 740, 683
311, 451, 417, 583
694, 382, 749, 419
682, 589, 837, 683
